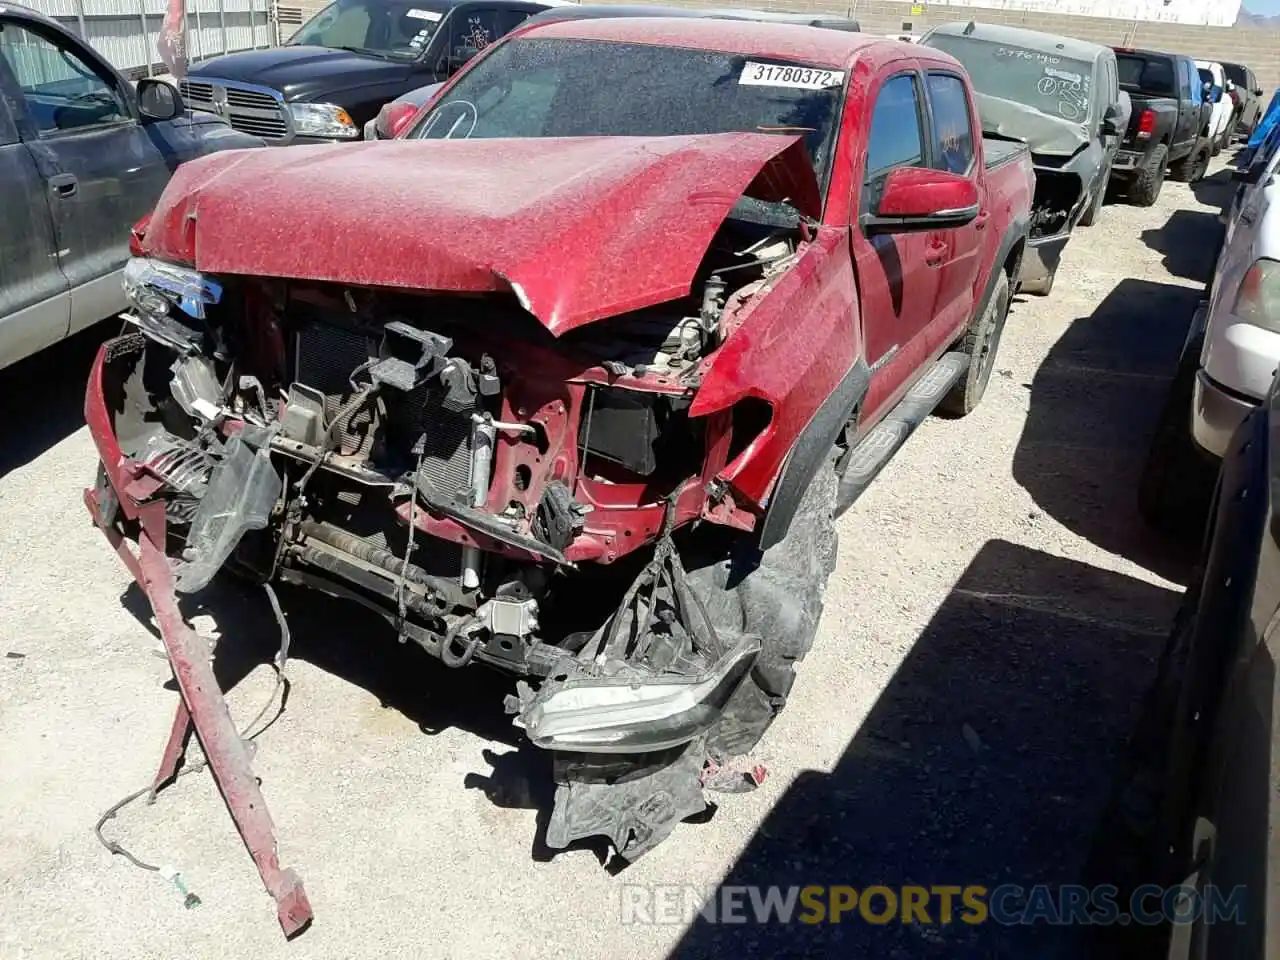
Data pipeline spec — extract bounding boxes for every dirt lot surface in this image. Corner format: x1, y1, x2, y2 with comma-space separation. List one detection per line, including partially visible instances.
0, 164, 1233, 959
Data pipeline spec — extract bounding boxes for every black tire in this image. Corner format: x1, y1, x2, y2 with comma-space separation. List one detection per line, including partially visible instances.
1078, 164, 1109, 227
938, 271, 1011, 417
1129, 143, 1168, 206
691, 460, 838, 759
1170, 144, 1208, 183
1137, 343, 1218, 539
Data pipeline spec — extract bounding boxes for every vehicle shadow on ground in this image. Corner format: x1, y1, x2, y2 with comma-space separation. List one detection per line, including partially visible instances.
0, 324, 114, 479
1190, 167, 1236, 211
119, 573, 582, 858
665, 539, 1178, 960
1012, 278, 1200, 584
1140, 209, 1224, 285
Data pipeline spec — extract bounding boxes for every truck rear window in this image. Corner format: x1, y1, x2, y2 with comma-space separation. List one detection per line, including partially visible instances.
409, 37, 844, 181
1117, 53, 1175, 96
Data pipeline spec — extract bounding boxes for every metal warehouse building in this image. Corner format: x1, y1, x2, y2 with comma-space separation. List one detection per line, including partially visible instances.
904, 0, 1242, 27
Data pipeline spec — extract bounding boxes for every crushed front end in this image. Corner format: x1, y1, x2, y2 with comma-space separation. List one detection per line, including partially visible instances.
86, 191, 820, 884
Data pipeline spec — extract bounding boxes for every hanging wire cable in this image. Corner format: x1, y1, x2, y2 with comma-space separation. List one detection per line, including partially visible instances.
94, 582, 293, 877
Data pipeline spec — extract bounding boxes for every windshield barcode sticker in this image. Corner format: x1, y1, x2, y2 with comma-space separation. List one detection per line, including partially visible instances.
406, 7, 442, 20
739, 62, 845, 90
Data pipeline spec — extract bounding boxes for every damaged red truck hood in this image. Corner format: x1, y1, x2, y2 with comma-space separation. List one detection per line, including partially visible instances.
143, 133, 820, 335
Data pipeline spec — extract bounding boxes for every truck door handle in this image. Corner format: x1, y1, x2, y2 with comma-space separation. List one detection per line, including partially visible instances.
973, 211, 990, 231
925, 241, 947, 267
48, 173, 78, 198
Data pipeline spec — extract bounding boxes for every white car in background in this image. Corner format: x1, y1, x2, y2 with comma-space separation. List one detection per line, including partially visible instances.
1139, 128, 1280, 533
1196, 60, 1234, 155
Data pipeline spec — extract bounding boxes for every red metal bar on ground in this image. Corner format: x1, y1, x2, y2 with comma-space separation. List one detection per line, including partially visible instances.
85, 469, 313, 938
135, 531, 313, 938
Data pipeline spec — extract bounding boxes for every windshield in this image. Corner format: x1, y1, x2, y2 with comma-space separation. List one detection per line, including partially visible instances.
408, 38, 845, 183
924, 35, 1092, 123
288, 0, 449, 59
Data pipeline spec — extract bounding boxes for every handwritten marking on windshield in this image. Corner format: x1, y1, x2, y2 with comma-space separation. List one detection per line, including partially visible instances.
996, 46, 1061, 65
1036, 70, 1090, 121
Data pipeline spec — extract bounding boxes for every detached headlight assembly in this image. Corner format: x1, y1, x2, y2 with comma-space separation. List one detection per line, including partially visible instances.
289, 102, 359, 139
518, 637, 760, 754
1232, 258, 1280, 332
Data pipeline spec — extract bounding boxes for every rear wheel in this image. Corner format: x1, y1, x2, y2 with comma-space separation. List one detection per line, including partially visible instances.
938, 272, 1011, 417
1129, 144, 1168, 206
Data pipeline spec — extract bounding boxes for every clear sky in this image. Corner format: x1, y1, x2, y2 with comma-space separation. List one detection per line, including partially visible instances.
1244, 0, 1280, 15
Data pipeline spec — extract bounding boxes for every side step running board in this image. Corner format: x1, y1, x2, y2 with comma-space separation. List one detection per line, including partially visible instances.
835, 351, 970, 517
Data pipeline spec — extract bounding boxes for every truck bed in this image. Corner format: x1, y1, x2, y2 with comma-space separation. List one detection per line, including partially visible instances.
984, 136, 1030, 170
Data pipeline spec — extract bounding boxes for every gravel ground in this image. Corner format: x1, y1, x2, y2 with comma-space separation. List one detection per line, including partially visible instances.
0, 162, 1232, 960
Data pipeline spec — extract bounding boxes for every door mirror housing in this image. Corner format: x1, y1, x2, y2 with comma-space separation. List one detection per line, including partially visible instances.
137, 78, 181, 122
862, 167, 979, 235
1256, 87, 1265, 97
1101, 101, 1124, 136
386, 101, 421, 139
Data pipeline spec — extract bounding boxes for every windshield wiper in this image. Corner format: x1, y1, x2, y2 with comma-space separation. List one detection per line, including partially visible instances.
331, 44, 394, 59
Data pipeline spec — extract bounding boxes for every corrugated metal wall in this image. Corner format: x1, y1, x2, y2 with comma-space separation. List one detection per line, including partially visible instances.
21, 0, 276, 77
910, 0, 1241, 28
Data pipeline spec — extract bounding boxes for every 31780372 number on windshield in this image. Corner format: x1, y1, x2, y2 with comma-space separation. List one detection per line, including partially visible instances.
739, 61, 846, 90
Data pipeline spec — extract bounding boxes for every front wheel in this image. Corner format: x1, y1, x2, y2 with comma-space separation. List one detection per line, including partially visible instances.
1171, 145, 1209, 183
691, 460, 839, 759
1078, 163, 1111, 227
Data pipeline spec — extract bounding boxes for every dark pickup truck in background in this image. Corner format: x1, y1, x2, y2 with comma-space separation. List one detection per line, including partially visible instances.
1223, 60, 1265, 136
181, 0, 548, 144
1111, 47, 1212, 206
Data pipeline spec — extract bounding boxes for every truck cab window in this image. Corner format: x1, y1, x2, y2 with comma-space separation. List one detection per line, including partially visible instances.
926, 72, 974, 175
445, 8, 502, 69
0, 22, 128, 134
865, 74, 925, 181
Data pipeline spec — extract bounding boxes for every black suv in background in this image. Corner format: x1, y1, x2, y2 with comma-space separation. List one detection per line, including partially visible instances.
181, 0, 548, 145
1110, 47, 1212, 205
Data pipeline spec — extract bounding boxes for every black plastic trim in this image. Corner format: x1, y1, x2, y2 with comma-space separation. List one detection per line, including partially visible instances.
757, 358, 871, 551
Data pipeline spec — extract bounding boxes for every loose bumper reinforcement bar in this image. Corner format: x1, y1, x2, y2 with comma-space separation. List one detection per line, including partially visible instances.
84, 422, 313, 936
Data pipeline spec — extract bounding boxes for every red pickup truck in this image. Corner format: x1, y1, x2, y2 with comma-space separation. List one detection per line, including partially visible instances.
84, 18, 1032, 931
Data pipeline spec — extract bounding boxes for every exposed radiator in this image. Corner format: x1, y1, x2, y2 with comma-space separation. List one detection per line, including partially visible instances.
294, 323, 476, 500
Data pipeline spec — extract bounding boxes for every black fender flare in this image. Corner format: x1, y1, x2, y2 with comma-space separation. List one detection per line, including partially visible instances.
757, 219, 1028, 551
973, 217, 1028, 326
757, 358, 870, 551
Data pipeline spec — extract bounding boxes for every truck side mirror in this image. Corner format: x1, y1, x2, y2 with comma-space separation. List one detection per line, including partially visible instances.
386, 101, 420, 139
1101, 102, 1123, 136
137, 78, 181, 122
863, 167, 978, 235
